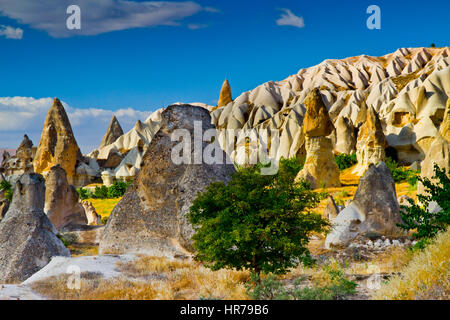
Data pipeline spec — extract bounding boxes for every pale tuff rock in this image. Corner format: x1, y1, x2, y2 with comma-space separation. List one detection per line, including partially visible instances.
217, 79, 233, 108
33, 98, 83, 185
0, 173, 70, 283
81, 201, 102, 225
44, 165, 87, 230
89, 108, 164, 182
295, 89, 341, 188
418, 98, 450, 195
334, 116, 356, 154
99, 104, 235, 257
0, 135, 36, 181
325, 162, 403, 248
99, 116, 124, 149
211, 48, 450, 166
352, 107, 387, 176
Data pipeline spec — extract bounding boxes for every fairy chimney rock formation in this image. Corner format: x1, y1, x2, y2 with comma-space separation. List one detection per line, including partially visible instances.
99, 116, 124, 148
0, 173, 70, 283
217, 79, 233, 108
352, 107, 387, 176
99, 104, 236, 257
1, 135, 35, 178
33, 98, 82, 184
295, 89, 341, 188
44, 165, 87, 230
418, 98, 450, 195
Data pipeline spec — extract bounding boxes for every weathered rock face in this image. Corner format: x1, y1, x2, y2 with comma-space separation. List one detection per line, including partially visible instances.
0, 173, 70, 283
44, 165, 87, 230
99, 104, 236, 257
418, 99, 450, 195
324, 196, 340, 221
33, 98, 83, 185
303, 89, 334, 137
99, 116, 124, 149
211, 48, 450, 166
325, 162, 403, 248
296, 89, 341, 188
81, 201, 102, 225
353, 107, 387, 176
217, 79, 233, 108
0, 135, 36, 179
334, 116, 356, 154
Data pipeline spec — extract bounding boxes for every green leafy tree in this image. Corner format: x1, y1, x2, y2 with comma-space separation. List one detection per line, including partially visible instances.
93, 185, 109, 199
107, 181, 132, 198
0, 180, 13, 202
76, 187, 92, 200
398, 164, 450, 239
188, 159, 330, 282
334, 153, 357, 170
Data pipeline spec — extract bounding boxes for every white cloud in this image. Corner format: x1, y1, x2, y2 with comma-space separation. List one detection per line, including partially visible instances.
0, 0, 210, 37
0, 24, 23, 39
0, 96, 153, 153
187, 23, 207, 30
275, 8, 305, 29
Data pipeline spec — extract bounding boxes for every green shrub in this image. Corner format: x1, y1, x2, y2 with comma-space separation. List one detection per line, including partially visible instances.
93, 185, 109, 199
188, 159, 330, 281
76, 187, 92, 200
398, 164, 450, 240
101, 216, 109, 225
335, 153, 357, 170
246, 264, 357, 300
0, 180, 13, 202
385, 157, 417, 183
107, 181, 132, 198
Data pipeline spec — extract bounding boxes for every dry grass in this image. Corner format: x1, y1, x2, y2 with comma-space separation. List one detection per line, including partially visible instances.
67, 244, 99, 257
373, 228, 450, 300
30, 272, 158, 300
87, 198, 122, 219
32, 256, 250, 300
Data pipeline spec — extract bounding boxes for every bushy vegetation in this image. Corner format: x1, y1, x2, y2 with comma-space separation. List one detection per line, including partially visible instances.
334, 153, 357, 170
398, 164, 450, 241
373, 227, 450, 300
385, 157, 419, 184
188, 157, 329, 282
77, 181, 132, 200
0, 180, 13, 201
246, 263, 357, 300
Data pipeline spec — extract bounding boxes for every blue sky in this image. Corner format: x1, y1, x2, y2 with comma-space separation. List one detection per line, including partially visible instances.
0, 0, 449, 151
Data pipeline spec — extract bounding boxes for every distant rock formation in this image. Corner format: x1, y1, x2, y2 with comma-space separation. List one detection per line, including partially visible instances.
33, 98, 83, 185
217, 79, 233, 108
324, 196, 340, 221
295, 89, 341, 188
0, 173, 70, 283
99, 104, 236, 257
418, 98, 450, 195
99, 116, 124, 149
0, 135, 36, 181
352, 107, 387, 176
90, 108, 164, 184
44, 165, 87, 230
81, 201, 102, 225
334, 116, 356, 154
325, 162, 403, 248
210, 48, 450, 166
